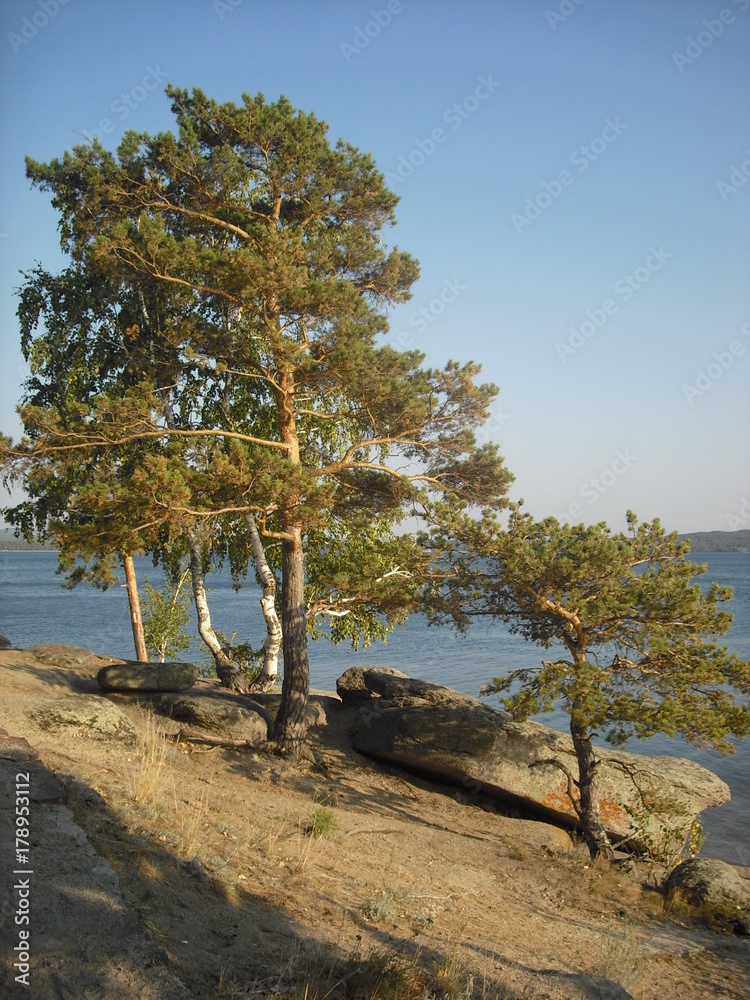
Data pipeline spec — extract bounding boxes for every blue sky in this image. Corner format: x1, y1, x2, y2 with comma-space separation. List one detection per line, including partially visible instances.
1, 0, 748, 533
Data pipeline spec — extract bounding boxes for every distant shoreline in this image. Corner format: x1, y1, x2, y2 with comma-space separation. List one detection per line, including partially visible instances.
0, 547, 58, 552
1, 529, 749, 553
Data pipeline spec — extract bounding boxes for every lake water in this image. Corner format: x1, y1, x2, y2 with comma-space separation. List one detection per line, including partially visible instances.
1, 549, 748, 866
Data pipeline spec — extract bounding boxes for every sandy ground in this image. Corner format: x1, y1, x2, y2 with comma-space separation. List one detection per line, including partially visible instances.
0, 643, 748, 999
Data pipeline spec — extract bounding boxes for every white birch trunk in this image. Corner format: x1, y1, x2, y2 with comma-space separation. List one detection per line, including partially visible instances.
245, 513, 282, 690
186, 525, 245, 692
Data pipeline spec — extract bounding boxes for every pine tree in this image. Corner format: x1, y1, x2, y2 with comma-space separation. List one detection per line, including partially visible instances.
7, 87, 512, 750
424, 505, 750, 857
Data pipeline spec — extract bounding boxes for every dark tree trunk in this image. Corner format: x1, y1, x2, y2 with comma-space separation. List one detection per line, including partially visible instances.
273, 526, 310, 749
186, 526, 246, 693
570, 716, 613, 860
272, 362, 313, 755
123, 554, 148, 662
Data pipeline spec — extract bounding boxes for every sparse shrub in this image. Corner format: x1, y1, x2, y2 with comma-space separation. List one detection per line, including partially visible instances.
623, 793, 705, 879
363, 887, 398, 924
305, 804, 337, 839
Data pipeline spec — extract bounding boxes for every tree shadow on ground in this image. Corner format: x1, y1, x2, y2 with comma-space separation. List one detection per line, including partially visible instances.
2, 763, 551, 999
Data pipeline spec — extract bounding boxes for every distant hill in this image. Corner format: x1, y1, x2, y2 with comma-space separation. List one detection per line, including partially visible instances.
0, 529, 57, 551
679, 529, 750, 553
2, 528, 748, 554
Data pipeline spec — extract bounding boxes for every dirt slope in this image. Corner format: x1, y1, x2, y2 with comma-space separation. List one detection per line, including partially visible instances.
0, 645, 748, 999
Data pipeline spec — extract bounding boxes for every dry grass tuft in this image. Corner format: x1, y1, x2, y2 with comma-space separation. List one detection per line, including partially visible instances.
591, 920, 644, 992
173, 783, 210, 859
126, 710, 170, 805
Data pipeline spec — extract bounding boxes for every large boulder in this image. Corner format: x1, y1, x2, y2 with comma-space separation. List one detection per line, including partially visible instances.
347, 669, 730, 855
336, 665, 410, 704
155, 693, 272, 741
665, 858, 750, 934
97, 661, 199, 693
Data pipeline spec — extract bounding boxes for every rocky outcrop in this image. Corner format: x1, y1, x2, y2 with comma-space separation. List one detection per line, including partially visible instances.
250, 691, 335, 728
347, 669, 730, 855
97, 661, 199, 693
26, 644, 114, 671
665, 858, 750, 934
0, 635, 11, 649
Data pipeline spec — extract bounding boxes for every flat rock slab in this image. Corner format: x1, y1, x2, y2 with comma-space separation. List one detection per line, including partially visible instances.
25, 644, 116, 671
336, 665, 409, 704
28, 695, 137, 742
98, 662, 199, 693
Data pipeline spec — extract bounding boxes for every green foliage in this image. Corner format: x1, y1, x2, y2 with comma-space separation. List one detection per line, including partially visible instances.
2, 85, 513, 737
623, 794, 705, 875
424, 503, 750, 855
305, 805, 337, 839
141, 570, 194, 662
213, 631, 264, 686
304, 512, 430, 649
428, 504, 750, 753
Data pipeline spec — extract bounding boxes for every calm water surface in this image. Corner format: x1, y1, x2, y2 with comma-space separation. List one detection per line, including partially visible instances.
1, 550, 748, 865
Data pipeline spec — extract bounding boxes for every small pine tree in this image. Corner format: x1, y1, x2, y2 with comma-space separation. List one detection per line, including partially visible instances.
424, 504, 750, 858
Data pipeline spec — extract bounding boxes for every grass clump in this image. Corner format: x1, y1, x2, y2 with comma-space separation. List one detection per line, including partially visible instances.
592, 921, 644, 992
247, 944, 513, 999
305, 804, 337, 839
